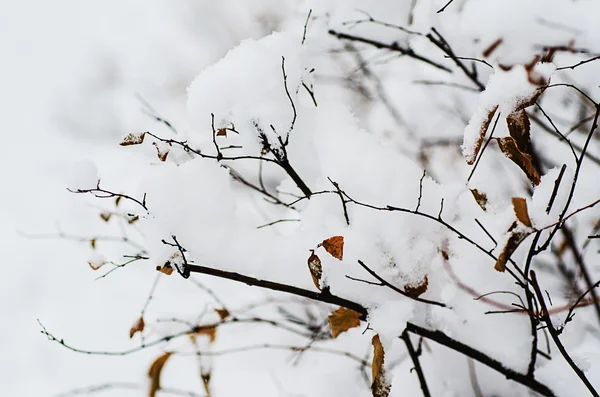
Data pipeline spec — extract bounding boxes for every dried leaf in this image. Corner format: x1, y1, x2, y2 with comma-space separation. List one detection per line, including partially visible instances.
90, 239, 96, 250
512, 197, 532, 228
470, 189, 488, 211
128, 215, 140, 224
404, 275, 428, 298
120, 132, 146, 146
156, 264, 174, 275
482, 38, 503, 58
115, 196, 122, 207
194, 326, 217, 343
100, 212, 112, 222
215, 308, 230, 320
152, 142, 170, 162
129, 317, 145, 339
307, 250, 322, 290
506, 109, 530, 153
495, 222, 531, 272
87, 260, 106, 270
496, 137, 540, 185
148, 352, 171, 397
320, 236, 344, 260
216, 128, 227, 137
328, 306, 361, 338
466, 105, 498, 165
371, 334, 391, 397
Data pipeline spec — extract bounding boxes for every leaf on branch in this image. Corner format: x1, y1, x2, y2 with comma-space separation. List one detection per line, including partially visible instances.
192, 326, 217, 343
127, 215, 140, 224
152, 142, 170, 162
328, 306, 361, 338
148, 352, 171, 397
404, 275, 429, 298
216, 128, 227, 137
319, 236, 344, 260
115, 196, 122, 207
215, 308, 230, 320
371, 334, 391, 397
495, 222, 531, 272
156, 264, 174, 275
90, 239, 96, 250
119, 132, 146, 146
470, 189, 488, 211
464, 105, 498, 165
100, 212, 112, 222
129, 317, 145, 339
307, 250, 322, 290
506, 109, 530, 153
87, 260, 106, 270
496, 137, 540, 185
512, 197, 532, 228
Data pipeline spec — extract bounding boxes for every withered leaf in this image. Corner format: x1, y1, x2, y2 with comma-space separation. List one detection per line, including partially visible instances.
100, 212, 112, 222
495, 222, 531, 272
119, 132, 146, 146
404, 275, 429, 298
512, 197, 532, 228
129, 317, 145, 339
87, 260, 106, 271
328, 306, 361, 338
115, 196, 122, 207
506, 109, 530, 153
127, 215, 140, 224
216, 128, 227, 137
193, 326, 217, 343
466, 105, 498, 165
482, 38, 503, 58
496, 137, 540, 185
148, 352, 171, 397
307, 250, 323, 290
156, 264, 174, 275
372, 334, 391, 397
90, 239, 97, 250
320, 236, 344, 260
215, 308, 230, 320
470, 189, 488, 211
152, 142, 170, 162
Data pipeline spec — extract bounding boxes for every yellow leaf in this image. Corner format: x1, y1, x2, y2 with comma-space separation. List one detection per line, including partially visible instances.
404, 275, 428, 298
148, 352, 171, 397
129, 317, 145, 339
496, 137, 540, 185
215, 308, 230, 320
120, 132, 146, 146
371, 334, 391, 397
328, 307, 361, 338
319, 236, 344, 260
512, 197, 532, 228
470, 189, 488, 211
307, 250, 322, 290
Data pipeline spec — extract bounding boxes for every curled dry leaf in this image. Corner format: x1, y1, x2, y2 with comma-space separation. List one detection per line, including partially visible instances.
464, 105, 498, 165
404, 275, 429, 298
506, 109, 530, 153
115, 196, 122, 207
319, 236, 344, 260
191, 325, 217, 343
119, 132, 146, 146
512, 197, 532, 228
482, 38, 503, 58
156, 264, 174, 275
495, 222, 531, 272
215, 308, 230, 320
129, 317, 145, 339
87, 260, 106, 271
307, 250, 323, 290
127, 215, 140, 224
216, 128, 227, 137
148, 352, 171, 397
470, 189, 488, 211
90, 239, 96, 250
100, 212, 112, 222
152, 142, 170, 162
328, 306, 361, 338
496, 137, 540, 185
371, 334, 391, 397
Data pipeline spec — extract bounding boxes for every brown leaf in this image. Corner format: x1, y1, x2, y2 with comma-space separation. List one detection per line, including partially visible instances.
307, 250, 323, 290
129, 317, 145, 339
100, 212, 112, 222
127, 215, 140, 224
512, 197, 532, 228
194, 326, 217, 343
216, 128, 227, 137
506, 109, 530, 153
467, 105, 498, 165
470, 189, 488, 211
152, 142, 170, 162
215, 308, 230, 320
328, 306, 361, 338
87, 260, 106, 270
371, 334, 391, 397
115, 196, 122, 207
156, 264, 174, 275
90, 239, 97, 250
120, 132, 146, 146
148, 352, 171, 397
495, 222, 531, 272
319, 236, 344, 260
404, 275, 428, 298
496, 137, 540, 185
482, 38, 503, 58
